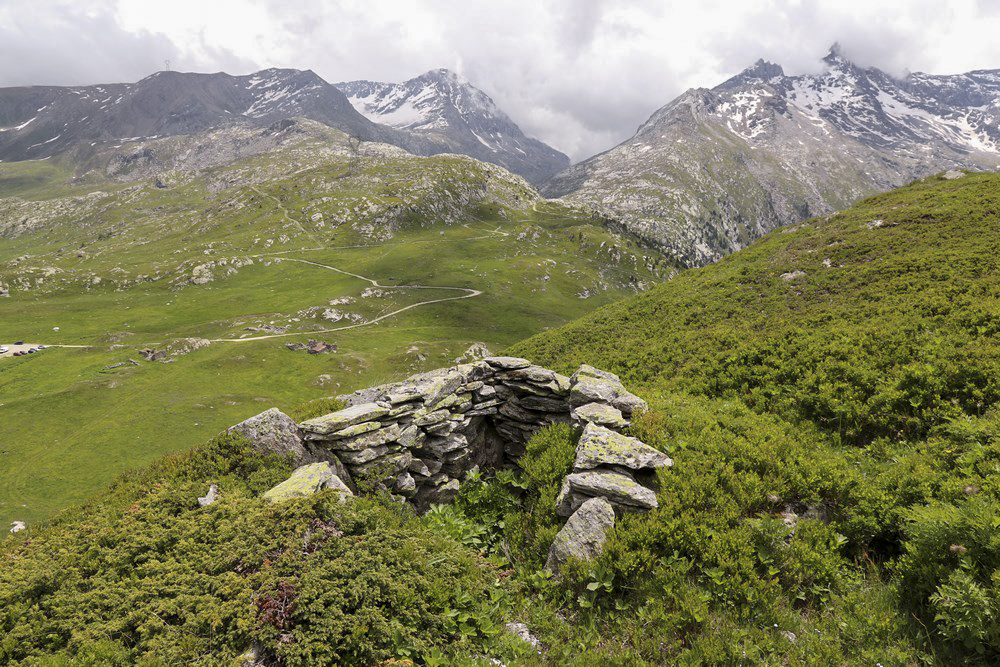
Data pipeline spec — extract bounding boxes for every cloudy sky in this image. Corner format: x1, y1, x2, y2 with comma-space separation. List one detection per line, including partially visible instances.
2, 0, 999, 160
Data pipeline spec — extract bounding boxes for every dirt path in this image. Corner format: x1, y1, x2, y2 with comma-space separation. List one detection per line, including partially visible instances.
209, 256, 482, 342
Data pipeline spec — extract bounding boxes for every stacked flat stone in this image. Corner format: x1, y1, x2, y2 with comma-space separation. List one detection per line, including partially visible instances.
296, 357, 663, 510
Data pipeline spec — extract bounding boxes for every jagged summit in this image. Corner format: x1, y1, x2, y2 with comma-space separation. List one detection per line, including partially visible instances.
0, 66, 566, 183
336, 70, 568, 184
543, 50, 1000, 267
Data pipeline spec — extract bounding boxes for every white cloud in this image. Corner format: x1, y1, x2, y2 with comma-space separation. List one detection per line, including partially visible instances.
2, 0, 999, 161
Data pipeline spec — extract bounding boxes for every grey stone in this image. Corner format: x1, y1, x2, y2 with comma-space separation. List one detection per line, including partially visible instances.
574, 423, 672, 472
505, 622, 542, 650
943, 169, 965, 180
519, 395, 568, 412
484, 356, 532, 370
262, 463, 353, 503
395, 472, 417, 496
545, 497, 615, 572
572, 402, 627, 429
197, 484, 219, 507
300, 403, 390, 435
337, 445, 394, 465
415, 409, 450, 427
330, 421, 382, 438
10, 521, 26, 534
352, 451, 412, 477
408, 457, 432, 477
325, 423, 402, 452
398, 424, 427, 449
423, 434, 469, 457
555, 470, 658, 516
437, 479, 461, 503
228, 408, 306, 463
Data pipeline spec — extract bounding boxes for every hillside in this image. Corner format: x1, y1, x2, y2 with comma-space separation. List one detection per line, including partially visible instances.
0, 121, 667, 530
3, 171, 999, 665
543, 48, 1000, 266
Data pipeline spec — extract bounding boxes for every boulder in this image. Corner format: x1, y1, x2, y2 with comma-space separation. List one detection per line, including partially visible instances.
571, 402, 627, 429
228, 408, 306, 463
10, 521, 26, 534
574, 423, 672, 472
555, 470, 658, 516
569, 364, 648, 415
545, 497, 615, 572
262, 462, 353, 503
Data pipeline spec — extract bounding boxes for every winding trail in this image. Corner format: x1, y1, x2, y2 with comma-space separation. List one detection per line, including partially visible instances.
208, 256, 482, 343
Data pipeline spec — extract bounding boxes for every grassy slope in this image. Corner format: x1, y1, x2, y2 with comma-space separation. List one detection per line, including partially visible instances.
0, 138, 666, 529
3, 171, 1000, 665
513, 171, 1000, 443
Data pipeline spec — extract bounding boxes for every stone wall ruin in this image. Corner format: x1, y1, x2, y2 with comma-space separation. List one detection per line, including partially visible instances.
233, 356, 673, 570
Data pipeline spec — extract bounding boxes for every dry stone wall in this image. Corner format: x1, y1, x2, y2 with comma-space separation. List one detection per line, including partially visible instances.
296, 356, 670, 512
234, 356, 673, 572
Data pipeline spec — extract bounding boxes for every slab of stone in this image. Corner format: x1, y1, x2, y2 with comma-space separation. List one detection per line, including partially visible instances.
300, 403, 390, 435
545, 496, 615, 572
423, 434, 469, 457
262, 463, 353, 503
415, 408, 450, 426
398, 424, 427, 449
328, 423, 402, 452
330, 420, 382, 438
570, 375, 648, 416
352, 451, 412, 477
338, 445, 395, 465
556, 470, 658, 516
228, 408, 306, 463
519, 395, 568, 413
572, 402, 627, 429
484, 356, 532, 370
574, 423, 672, 472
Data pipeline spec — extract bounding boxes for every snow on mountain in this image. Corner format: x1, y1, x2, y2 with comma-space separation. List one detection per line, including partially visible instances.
336, 69, 568, 184
543, 48, 1000, 267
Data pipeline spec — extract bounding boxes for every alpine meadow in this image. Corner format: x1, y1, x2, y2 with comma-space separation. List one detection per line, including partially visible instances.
1, 29, 1000, 667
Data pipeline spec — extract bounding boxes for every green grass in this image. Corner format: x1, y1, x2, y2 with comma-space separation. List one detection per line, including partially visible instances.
0, 136, 664, 529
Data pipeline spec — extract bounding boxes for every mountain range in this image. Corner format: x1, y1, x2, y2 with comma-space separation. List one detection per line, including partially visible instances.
542, 45, 1000, 265
0, 67, 566, 184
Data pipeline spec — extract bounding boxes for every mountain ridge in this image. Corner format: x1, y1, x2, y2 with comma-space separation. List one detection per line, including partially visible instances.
542, 49, 1000, 266
336, 68, 569, 184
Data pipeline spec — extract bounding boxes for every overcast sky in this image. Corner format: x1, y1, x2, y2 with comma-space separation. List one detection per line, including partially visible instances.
2, 1, 999, 161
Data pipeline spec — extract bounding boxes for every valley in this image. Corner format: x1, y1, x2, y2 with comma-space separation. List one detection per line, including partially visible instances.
0, 123, 665, 530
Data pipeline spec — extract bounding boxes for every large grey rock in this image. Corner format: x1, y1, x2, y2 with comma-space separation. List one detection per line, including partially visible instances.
574, 423, 672, 472
10, 521, 26, 534
262, 462, 353, 503
545, 497, 615, 572
556, 470, 658, 516
571, 402, 627, 429
324, 423, 402, 452
484, 356, 532, 370
569, 365, 648, 416
300, 403, 390, 435
228, 408, 306, 463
